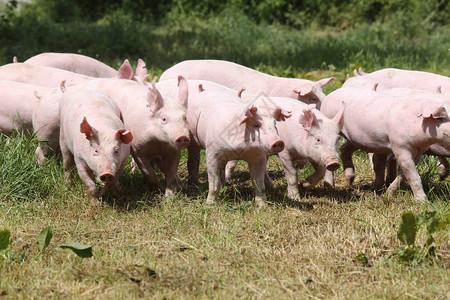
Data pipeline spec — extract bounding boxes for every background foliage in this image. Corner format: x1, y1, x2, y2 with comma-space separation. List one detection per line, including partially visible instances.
10, 0, 450, 29
0, 0, 449, 74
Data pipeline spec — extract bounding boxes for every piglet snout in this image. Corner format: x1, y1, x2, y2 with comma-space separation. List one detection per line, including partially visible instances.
271, 140, 285, 153
175, 135, 190, 148
326, 161, 340, 171
100, 172, 115, 182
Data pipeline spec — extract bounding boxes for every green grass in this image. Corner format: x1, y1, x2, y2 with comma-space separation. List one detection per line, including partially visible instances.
1, 9, 449, 76
1, 129, 449, 298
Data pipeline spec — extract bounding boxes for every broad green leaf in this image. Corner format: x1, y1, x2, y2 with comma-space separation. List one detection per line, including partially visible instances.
397, 246, 422, 264
388, 246, 423, 265
417, 210, 436, 226
0, 230, 11, 251
38, 227, 53, 252
427, 218, 447, 235
59, 243, 93, 258
397, 212, 417, 246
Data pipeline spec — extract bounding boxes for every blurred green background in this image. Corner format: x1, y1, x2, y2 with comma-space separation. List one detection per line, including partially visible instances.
1, 0, 449, 75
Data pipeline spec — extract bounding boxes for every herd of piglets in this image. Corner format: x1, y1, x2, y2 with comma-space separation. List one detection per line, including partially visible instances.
1, 52, 449, 206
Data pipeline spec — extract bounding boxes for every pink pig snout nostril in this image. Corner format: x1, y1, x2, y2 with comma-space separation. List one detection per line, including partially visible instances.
271, 140, 284, 153
175, 135, 190, 148
326, 161, 340, 171
99, 172, 115, 182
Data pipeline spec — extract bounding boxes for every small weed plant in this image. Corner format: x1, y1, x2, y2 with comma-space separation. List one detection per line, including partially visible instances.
0, 227, 93, 261
387, 210, 449, 265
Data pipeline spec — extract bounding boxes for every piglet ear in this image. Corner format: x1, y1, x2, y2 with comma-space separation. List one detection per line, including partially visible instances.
316, 77, 335, 88
177, 76, 188, 109
299, 107, 319, 131
418, 103, 448, 119
116, 129, 133, 144
117, 59, 134, 80
80, 117, 98, 141
135, 58, 149, 84
239, 105, 257, 125
273, 107, 292, 121
294, 84, 314, 97
147, 79, 164, 113
13, 56, 18, 63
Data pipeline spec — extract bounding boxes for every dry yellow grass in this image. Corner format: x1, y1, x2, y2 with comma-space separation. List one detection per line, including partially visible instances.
1, 147, 449, 299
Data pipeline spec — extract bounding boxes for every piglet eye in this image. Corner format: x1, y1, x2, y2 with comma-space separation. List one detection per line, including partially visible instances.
161, 116, 167, 122
113, 147, 119, 155
316, 137, 321, 143
93, 148, 99, 155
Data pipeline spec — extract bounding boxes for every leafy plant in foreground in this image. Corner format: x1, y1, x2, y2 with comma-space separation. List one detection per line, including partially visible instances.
1, 227, 93, 261
58, 243, 93, 258
38, 226, 53, 253
0, 229, 11, 251
37, 226, 93, 258
0, 229, 18, 261
386, 210, 449, 265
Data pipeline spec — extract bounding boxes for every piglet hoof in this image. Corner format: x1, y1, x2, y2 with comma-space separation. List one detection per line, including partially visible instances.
414, 193, 429, 203
255, 199, 266, 208
64, 174, 73, 185
287, 191, 300, 201
344, 168, 355, 185
165, 189, 175, 199
386, 187, 396, 198
265, 180, 274, 191
205, 196, 215, 205
89, 196, 101, 206
438, 169, 449, 181
35, 147, 45, 166
417, 197, 429, 203
323, 180, 334, 189
225, 174, 233, 183
302, 180, 315, 189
